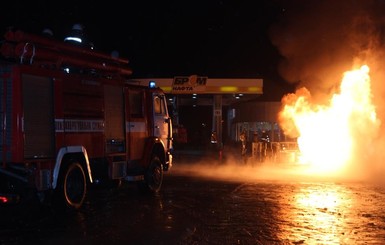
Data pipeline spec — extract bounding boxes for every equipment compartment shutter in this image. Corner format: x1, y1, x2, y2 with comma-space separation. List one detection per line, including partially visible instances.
22, 74, 55, 158
104, 85, 124, 153
0, 64, 13, 161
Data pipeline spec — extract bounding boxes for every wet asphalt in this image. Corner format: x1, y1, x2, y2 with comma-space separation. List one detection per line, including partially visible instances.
1, 151, 385, 245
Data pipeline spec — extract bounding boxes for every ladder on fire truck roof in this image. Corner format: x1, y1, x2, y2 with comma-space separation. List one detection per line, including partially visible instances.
0, 29, 133, 78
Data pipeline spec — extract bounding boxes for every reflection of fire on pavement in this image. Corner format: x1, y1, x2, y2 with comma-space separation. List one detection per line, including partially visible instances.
278, 65, 380, 177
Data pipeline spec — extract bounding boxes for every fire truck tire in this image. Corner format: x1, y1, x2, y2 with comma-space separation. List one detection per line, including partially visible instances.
55, 162, 87, 210
139, 155, 163, 193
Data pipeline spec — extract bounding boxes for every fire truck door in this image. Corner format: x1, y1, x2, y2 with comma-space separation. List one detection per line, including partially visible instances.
153, 93, 172, 150
125, 88, 147, 160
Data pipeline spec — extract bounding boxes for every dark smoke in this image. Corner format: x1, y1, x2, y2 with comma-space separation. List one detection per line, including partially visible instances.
269, 0, 385, 100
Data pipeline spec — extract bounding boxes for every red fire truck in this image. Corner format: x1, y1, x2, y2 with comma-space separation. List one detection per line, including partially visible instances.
0, 29, 173, 210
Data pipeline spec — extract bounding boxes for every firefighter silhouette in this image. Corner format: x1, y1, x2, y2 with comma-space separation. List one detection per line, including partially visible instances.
42, 28, 54, 37
64, 23, 94, 49
63, 24, 94, 74
260, 130, 270, 162
239, 129, 247, 164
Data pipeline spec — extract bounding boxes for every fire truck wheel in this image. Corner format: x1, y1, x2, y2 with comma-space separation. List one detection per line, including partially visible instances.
140, 156, 163, 193
55, 162, 86, 210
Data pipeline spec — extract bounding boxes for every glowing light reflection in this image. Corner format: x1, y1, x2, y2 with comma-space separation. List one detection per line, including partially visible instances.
277, 183, 352, 244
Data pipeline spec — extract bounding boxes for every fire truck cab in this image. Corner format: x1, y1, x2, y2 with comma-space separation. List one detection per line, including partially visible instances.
0, 30, 173, 210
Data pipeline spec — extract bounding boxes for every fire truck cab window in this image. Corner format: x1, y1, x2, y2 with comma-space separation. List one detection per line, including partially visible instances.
154, 95, 166, 115
129, 91, 143, 118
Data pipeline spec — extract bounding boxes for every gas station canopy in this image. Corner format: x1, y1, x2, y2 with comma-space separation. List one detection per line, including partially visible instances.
128, 75, 263, 95
128, 76, 264, 148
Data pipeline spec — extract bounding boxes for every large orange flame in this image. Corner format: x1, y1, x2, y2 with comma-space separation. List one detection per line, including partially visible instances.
278, 65, 380, 176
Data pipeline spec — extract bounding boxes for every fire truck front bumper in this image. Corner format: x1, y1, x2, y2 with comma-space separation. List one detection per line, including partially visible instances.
0, 193, 20, 205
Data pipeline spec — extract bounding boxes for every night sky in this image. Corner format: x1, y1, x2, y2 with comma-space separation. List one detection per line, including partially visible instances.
2, 0, 385, 100
0, 1, 282, 76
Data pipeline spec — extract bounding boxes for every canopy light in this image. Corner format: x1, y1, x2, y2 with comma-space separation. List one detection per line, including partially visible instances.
220, 86, 238, 92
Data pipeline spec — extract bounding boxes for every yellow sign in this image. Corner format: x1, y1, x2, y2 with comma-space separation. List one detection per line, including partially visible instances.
129, 77, 263, 94
172, 75, 207, 94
